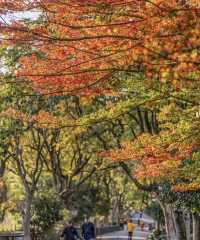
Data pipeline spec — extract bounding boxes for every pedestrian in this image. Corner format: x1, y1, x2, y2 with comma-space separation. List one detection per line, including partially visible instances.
123, 219, 127, 231
127, 219, 134, 240
82, 218, 96, 240
61, 221, 79, 240
120, 219, 124, 229
139, 209, 143, 219
140, 219, 145, 231
137, 218, 140, 226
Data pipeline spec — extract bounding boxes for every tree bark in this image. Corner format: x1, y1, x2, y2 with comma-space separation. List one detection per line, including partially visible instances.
173, 210, 187, 240
144, 110, 152, 134
136, 108, 145, 133
184, 213, 192, 240
192, 213, 200, 240
23, 195, 33, 240
160, 203, 176, 240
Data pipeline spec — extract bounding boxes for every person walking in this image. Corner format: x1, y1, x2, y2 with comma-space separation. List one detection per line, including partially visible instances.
123, 219, 127, 231
140, 219, 145, 231
127, 219, 134, 240
139, 209, 143, 219
61, 221, 79, 240
82, 218, 96, 240
137, 218, 140, 226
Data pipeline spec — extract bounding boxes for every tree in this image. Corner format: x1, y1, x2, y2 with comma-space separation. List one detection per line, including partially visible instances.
31, 194, 63, 238
0, 1, 199, 96
1, 1, 200, 240
7, 126, 45, 240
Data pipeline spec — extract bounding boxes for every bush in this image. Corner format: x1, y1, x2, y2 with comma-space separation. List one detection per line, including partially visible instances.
147, 229, 166, 240
31, 195, 64, 237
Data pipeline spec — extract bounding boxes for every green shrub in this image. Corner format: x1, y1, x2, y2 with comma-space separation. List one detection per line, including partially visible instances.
31, 195, 64, 237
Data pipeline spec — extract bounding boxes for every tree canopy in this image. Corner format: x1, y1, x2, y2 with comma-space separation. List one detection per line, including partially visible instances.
0, 1, 200, 240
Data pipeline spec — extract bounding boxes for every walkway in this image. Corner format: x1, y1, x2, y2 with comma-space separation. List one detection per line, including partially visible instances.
97, 214, 154, 240
97, 228, 150, 240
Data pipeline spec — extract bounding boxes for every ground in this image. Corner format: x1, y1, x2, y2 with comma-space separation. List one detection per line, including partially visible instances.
98, 214, 154, 240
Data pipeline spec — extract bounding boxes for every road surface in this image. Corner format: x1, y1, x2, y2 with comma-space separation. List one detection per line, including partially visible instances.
97, 214, 154, 240
97, 228, 150, 240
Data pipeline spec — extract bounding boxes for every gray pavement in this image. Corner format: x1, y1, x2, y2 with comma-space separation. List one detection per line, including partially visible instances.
97, 214, 154, 240
97, 228, 150, 240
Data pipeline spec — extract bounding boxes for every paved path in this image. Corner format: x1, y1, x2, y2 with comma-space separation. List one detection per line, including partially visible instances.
97, 228, 150, 240
131, 213, 155, 224
98, 214, 154, 240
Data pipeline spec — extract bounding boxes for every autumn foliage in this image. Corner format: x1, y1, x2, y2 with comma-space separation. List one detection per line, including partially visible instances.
100, 133, 194, 183
1, 0, 200, 193
0, 0, 199, 95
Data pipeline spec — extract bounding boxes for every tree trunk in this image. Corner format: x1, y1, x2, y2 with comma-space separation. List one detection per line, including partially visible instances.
23, 195, 32, 240
161, 204, 177, 240
173, 210, 187, 240
192, 213, 200, 240
184, 213, 192, 240
144, 110, 152, 134
156, 210, 162, 231
136, 108, 145, 133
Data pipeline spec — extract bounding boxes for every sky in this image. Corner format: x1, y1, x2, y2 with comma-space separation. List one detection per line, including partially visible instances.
1, 11, 40, 24
0, 11, 40, 74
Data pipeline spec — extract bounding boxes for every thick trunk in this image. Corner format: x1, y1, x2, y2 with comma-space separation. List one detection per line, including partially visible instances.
184, 213, 192, 240
111, 199, 119, 224
136, 108, 145, 133
192, 213, 200, 240
173, 210, 187, 240
23, 195, 32, 240
161, 204, 176, 240
144, 111, 152, 134
156, 211, 162, 231
0, 161, 7, 222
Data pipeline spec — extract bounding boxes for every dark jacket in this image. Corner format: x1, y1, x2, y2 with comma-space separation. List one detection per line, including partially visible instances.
81, 222, 95, 240
61, 226, 79, 240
